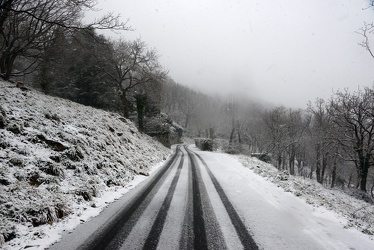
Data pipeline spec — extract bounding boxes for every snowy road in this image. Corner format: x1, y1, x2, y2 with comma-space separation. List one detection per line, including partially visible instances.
49, 145, 373, 250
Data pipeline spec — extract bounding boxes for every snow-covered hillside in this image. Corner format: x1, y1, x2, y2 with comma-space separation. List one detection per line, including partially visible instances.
238, 155, 374, 238
0, 81, 170, 248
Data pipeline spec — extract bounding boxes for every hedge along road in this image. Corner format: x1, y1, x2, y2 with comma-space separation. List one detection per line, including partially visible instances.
48, 145, 259, 250
49, 145, 371, 250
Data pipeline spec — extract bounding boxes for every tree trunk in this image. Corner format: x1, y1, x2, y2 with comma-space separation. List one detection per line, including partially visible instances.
359, 162, 369, 192
355, 152, 371, 192
0, 50, 16, 80
184, 114, 190, 129
277, 153, 282, 169
348, 172, 353, 188
321, 151, 329, 185
237, 130, 242, 144
316, 143, 322, 184
120, 92, 130, 118
237, 121, 242, 144
229, 127, 235, 143
229, 118, 235, 143
135, 93, 148, 132
331, 155, 337, 188
309, 166, 314, 179
289, 145, 295, 175
209, 127, 214, 139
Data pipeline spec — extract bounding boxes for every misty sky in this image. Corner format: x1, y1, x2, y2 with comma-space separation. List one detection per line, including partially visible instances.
93, 0, 374, 108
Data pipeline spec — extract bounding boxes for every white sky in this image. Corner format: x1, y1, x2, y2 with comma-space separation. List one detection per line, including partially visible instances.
93, 0, 374, 108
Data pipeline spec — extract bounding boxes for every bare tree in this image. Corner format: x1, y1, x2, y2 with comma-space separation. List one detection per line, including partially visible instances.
308, 98, 334, 184
357, 1, 374, 59
179, 88, 197, 129
329, 87, 374, 192
357, 22, 374, 59
284, 109, 310, 175
221, 98, 242, 147
105, 38, 167, 118
0, 0, 129, 80
262, 106, 288, 169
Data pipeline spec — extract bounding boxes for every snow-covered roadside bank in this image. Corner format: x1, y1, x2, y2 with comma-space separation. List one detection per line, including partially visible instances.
237, 155, 374, 238
3, 160, 167, 250
0, 81, 170, 249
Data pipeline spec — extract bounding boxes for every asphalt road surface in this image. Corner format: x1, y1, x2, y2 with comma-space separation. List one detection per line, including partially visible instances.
49, 145, 373, 250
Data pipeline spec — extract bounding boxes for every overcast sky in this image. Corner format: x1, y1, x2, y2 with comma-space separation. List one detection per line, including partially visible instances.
93, 0, 374, 108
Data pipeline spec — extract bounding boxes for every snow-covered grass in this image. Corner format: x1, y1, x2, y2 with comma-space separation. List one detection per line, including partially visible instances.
0, 81, 170, 249
237, 155, 374, 237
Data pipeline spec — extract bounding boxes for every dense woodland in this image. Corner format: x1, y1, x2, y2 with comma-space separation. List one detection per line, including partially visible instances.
0, 0, 373, 194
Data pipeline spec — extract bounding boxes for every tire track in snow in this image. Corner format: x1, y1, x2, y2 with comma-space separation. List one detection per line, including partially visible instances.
142, 150, 185, 249
78, 145, 182, 250
191, 149, 259, 250
182, 145, 227, 250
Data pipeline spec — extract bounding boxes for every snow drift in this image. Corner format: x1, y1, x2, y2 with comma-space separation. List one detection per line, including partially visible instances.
0, 81, 170, 247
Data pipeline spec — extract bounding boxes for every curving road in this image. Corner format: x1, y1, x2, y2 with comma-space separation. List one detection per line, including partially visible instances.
49, 145, 373, 250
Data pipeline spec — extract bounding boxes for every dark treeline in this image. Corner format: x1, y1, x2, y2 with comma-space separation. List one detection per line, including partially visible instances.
1, 1, 373, 194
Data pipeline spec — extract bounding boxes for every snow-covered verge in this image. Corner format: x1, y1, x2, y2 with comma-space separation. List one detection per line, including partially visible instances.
237, 155, 374, 237
0, 81, 170, 249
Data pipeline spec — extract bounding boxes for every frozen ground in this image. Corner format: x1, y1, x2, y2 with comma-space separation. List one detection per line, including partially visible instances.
237, 155, 374, 238
0, 81, 170, 249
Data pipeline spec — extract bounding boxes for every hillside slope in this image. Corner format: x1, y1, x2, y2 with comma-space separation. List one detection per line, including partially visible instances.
238, 155, 374, 238
0, 81, 170, 248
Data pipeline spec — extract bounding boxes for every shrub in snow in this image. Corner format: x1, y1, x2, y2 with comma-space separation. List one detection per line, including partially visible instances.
0, 225, 16, 246
194, 138, 213, 151
75, 190, 94, 201
25, 201, 69, 227
0, 106, 6, 129
39, 161, 65, 178
6, 122, 23, 134
27, 206, 58, 227
251, 153, 272, 163
0, 137, 9, 149
44, 113, 60, 122
62, 146, 84, 161
35, 134, 68, 152
345, 189, 373, 204
27, 171, 43, 186
96, 161, 110, 170
49, 154, 61, 163
8, 157, 24, 167
81, 163, 98, 175
223, 143, 242, 154
14, 146, 30, 156
0, 177, 10, 186
275, 171, 289, 181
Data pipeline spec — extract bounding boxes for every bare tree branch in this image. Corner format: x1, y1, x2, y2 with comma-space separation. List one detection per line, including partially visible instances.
0, 0, 131, 80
